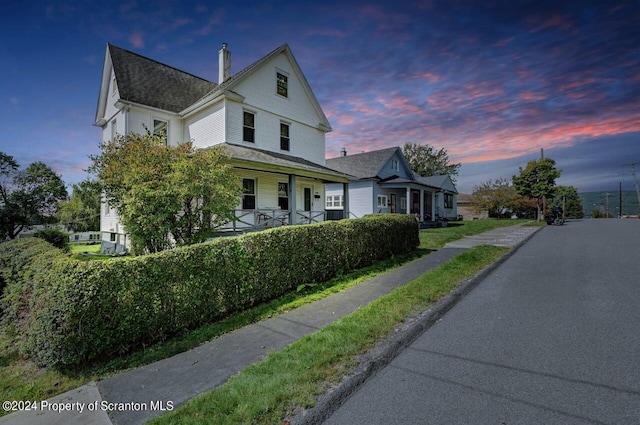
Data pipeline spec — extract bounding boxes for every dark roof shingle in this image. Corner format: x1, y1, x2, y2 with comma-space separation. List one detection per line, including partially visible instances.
325, 147, 399, 179
108, 44, 217, 113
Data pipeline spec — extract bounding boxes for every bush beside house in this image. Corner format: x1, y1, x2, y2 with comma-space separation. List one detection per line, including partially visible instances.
0, 215, 419, 367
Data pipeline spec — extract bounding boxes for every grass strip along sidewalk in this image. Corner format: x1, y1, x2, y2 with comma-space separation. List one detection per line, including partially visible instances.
151, 244, 508, 425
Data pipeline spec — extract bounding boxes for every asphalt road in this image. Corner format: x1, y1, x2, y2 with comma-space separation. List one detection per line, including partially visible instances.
323, 219, 640, 425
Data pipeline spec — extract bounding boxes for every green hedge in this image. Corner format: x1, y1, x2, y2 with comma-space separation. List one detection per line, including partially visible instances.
0, 215, 418, 367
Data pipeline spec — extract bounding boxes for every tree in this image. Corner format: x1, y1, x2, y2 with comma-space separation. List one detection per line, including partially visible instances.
88, 132, 241, 254
0, 153, 68, 239
56, 179, 101, 232
549, 185, 584, 219
512, 158, 562, 220
471, 178, 535, 218
402, 142, 461, 180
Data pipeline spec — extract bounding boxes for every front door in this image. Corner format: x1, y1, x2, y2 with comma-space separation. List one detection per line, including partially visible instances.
390, 193, 396, 213
303, 187, 312, 211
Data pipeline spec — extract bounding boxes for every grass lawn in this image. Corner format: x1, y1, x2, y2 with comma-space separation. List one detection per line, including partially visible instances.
151, 245, 509, 424
69, 243, 122, 261
0, 219, 530, 418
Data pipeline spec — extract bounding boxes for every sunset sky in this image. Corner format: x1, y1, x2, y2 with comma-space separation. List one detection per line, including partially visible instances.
1, 0, 639, 194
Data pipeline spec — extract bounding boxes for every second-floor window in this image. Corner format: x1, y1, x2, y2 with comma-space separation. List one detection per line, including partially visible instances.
391, 159, 399, 171
153, 119, 168, 145
243, 111, 255, 143
280, 122, 290, 151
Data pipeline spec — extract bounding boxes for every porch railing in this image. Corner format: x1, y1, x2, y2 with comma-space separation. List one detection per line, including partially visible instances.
296, 210, 325, 224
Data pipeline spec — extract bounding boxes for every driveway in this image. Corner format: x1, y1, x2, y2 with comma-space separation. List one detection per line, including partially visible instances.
324, 219, 640, 425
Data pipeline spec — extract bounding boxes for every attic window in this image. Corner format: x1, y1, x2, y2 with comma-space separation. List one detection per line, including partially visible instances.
391, 159, 399, 171
276, 72, 288, 98
112, 77, 116, 95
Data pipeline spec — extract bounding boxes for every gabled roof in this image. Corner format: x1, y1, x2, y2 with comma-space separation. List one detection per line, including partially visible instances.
108, 44, 217, 113
325, 147, 400, 179
181, 44, 331, 130
413, 172, 458, 193
96, 43, 331, 132
222, 143, 351, 183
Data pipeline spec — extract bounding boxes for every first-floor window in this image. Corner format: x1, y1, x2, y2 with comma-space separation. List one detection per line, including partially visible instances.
377, 195, 388, 208
242, 178, 256, 209
278, 182, 289, 210
326, 195, 343, 209
110, 233, 116, 242
444, 193, 453, 208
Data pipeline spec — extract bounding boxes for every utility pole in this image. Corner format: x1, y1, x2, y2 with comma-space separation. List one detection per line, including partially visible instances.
624, 163, 640, 214
619, 182, 622, 218
541, 148, 546, 221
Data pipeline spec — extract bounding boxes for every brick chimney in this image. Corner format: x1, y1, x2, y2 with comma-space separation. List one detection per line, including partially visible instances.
218, 43, 231, 83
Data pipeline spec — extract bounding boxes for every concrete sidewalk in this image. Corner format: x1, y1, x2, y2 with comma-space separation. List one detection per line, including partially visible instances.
0, 223, 541, 425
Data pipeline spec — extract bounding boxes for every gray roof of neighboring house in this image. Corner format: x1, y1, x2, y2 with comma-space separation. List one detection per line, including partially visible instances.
221, 143, 352, 181
413, 172, 458, 193
325, 147, 400, 179
108, 44, 217, 113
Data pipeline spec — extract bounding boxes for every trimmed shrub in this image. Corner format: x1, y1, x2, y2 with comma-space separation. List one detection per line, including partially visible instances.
0, 215, 418, 367
34, 228, 70, 252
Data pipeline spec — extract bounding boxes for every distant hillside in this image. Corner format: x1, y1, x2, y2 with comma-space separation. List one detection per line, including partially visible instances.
579, 190, 640, 216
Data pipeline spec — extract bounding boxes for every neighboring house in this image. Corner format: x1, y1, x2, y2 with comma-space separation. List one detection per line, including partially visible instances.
94, 42, 350, 253
456, 193, 489, 220
325, 147, 458, 221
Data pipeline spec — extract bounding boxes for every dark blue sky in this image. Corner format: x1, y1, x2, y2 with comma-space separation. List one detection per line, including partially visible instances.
1, 0, 639, 193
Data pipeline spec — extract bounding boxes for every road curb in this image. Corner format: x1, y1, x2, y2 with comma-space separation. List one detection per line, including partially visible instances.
291, 225, 543, 425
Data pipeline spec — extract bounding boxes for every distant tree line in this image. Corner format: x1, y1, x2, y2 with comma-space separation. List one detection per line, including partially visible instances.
471, 157, 584, 219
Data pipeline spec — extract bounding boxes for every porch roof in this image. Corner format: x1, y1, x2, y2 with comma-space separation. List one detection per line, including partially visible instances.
222, 143, 352, 183
378, 176, 440, 190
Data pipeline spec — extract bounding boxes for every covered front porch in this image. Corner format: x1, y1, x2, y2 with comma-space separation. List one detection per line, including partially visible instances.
214, 143, 351, 234
378, 179, 438, 223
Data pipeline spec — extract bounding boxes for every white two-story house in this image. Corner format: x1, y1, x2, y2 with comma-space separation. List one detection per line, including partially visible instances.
94, 42, 350, 253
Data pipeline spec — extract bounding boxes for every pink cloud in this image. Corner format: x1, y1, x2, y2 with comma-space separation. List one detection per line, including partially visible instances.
527, 13, 573, 33
129, 30, 145, 48
518, 91, 547, 101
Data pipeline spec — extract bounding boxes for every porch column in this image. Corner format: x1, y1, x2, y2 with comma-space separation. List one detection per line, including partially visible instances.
343, 182, 350, 220
431, 191, 436, 219
289, 174, 297, 224
406, 186, 411, 214
419, 189, 425, 222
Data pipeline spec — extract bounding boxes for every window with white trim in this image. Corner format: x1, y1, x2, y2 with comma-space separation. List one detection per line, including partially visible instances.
111, 119, 117, 141
377, 195, 388, 208
278, 182, 289, 210
276, 71, 288, 98
153, 119, 168, 145
243, 111, 255, 143
280, 122, 290, 151
242, 178, 256, 209
326, 195, 343, 209
391, 159, 399, 171
444, 193, 453, 209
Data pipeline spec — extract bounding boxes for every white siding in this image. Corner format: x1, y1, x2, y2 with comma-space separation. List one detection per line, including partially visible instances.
227, 52, 328, 165
348, 181, 374, 218
104, 71, 120, 123
184, 99, 226, 148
